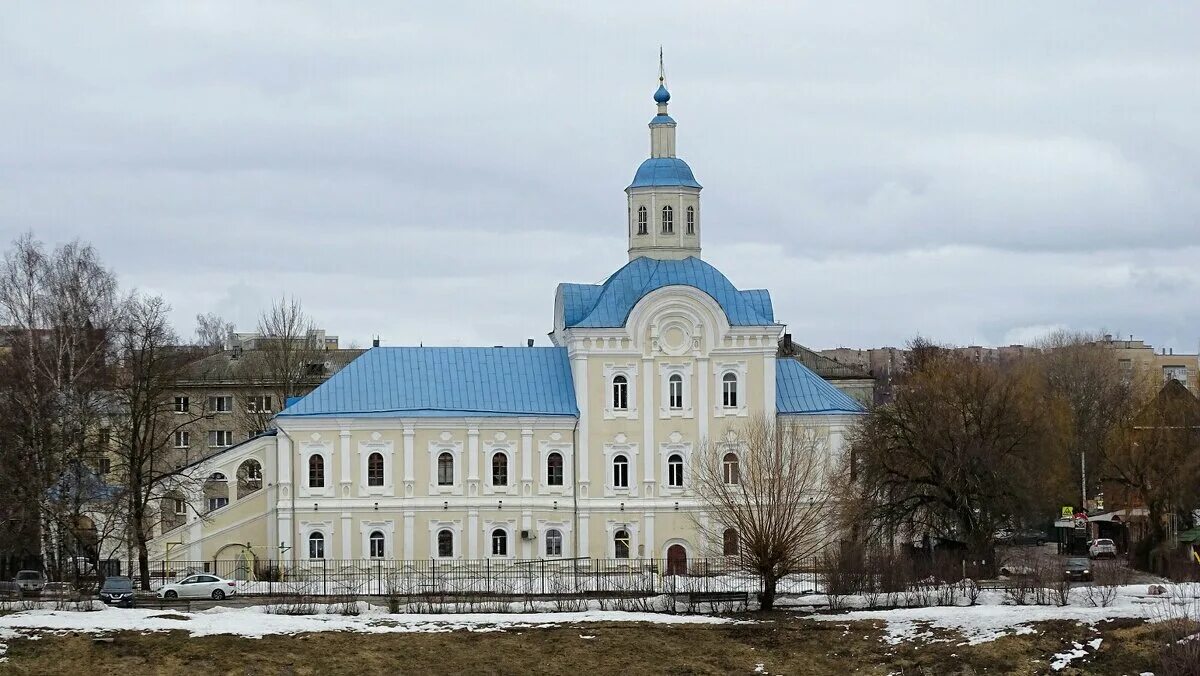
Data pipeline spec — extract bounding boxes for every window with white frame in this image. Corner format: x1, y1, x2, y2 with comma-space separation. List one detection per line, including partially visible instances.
174, 431, 190, 448
636, 206, 648, 235
309, 532, 325, 559
722, 452, 740, 485
1164, 365, 1188, 384
614, 529, 631, 559
246, 395, 272, 413
547, 452, 564, 486
437, 452, 454, 486
668, 374, 684, 410
209, 430, 233, 448
207, 496, 228, 512
367, 452, 385, 487
491, 528, 507, 556
174, 396, 189, 413
308, 454, 325, 488
722, 372, 738, 408
667, 453, 684, 488
661, 205, 673, 234
491, 452, 508, 486
369, 530, 385, 558
686, 205, 695, 235
173, 498, 186, 515
437, 529, 453, 557
612, 374, 628, 410
208, 395, 232, 413
545, 529, 563, 557
613, 454, 629, 488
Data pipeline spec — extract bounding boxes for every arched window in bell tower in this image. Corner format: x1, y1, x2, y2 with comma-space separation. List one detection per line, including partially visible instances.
686, 206, 695, 235
661, 206, 674, 234
637, 206, 648, 235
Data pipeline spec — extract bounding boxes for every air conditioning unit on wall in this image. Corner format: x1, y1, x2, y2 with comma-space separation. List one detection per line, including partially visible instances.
520, 530, 534, 540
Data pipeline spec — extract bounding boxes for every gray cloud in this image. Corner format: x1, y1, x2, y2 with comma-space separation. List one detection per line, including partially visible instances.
1, 2, 1198, 351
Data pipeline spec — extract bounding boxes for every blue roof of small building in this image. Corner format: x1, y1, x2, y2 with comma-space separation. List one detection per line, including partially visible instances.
650, 114, 676, 126
776, 359, 866, 415
558, 256, 774, 328
277, 347, 578, 418
628, 157, 701, 189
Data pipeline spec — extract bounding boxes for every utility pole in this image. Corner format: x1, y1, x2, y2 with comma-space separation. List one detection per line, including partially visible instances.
1080, 450, 1087, 512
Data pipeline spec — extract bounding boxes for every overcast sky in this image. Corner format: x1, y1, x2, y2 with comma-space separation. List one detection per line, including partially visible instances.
3, 3, 1199, 352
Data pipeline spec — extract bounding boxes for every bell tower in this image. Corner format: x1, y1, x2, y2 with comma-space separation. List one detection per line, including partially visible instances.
626, 54, 702, 261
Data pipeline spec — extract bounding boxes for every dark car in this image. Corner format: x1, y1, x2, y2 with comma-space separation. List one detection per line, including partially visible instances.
1012, 530, 1047, 546
99, 576, 136, 607
1064, 557, 1093, 582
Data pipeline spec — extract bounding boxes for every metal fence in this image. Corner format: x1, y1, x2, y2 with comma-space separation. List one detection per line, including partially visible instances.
146, 557, 822, 601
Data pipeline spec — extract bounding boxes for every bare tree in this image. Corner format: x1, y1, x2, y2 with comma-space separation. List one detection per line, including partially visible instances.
193, 312, 234, 351
254, 295, 323, 409
847, 345, 1061, 568
0, 233, 119, 575
691, 415, 835, 610
109, 293, 210, 589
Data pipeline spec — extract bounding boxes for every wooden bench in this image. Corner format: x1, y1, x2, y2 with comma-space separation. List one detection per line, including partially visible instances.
685, 591, 750, 606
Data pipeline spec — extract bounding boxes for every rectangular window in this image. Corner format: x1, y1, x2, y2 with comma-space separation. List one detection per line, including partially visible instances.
98, 428, 111, 446
98, 457, 111, 475
247, 430, 263, 439
246, 395, 273, 413
370, 536, 385, 558
174, 498, 186, 515
174, 431, 190, 448
1164, 365, 1188, 384
668, 376, 684, 409
206, 497, 228, 512
209, 430, 233, 448
174, 396, 189, 413
209, 395, 232, 413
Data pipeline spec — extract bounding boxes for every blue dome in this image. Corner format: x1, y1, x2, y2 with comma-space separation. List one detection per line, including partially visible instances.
627, 157, 702, 189
556, 257, 774, 329
654, 83, 670, 103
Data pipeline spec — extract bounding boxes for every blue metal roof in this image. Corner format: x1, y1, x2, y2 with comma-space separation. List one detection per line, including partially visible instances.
278, 347, 579, 418
628, 157, 702, 189
557, 256, 775, 328
650, 114, 676, 126
776, 360, 866, 415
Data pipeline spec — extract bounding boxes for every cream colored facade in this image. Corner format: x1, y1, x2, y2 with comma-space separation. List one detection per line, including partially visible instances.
144, 76, 863, 569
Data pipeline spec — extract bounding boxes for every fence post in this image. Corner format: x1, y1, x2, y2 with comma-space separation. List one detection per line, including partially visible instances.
540, 559, 546, 596
486, 558, 491, 596
323, 558, 327, 596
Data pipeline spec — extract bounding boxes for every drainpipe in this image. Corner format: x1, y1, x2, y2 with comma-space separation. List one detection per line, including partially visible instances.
571, 417, 580, 559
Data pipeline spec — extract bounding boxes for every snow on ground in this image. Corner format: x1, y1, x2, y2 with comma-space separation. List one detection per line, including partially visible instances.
807, 586, 1196, 646
0, 603, 731, 642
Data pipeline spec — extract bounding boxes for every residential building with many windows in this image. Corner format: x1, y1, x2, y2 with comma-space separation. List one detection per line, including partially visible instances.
144, 75, 864, 571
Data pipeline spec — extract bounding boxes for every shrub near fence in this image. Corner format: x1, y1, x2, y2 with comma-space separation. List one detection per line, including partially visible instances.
150, 557, 822, 606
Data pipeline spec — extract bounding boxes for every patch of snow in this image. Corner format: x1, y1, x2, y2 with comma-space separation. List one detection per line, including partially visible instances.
579, 634, 596, 639
1088, 637, 1102, 650
1050, 642, 1087, 671
0, 606, 732, 642
753, 664, 765, 673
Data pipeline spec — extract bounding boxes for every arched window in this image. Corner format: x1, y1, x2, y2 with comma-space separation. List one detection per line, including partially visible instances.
308, 532, 325, 559
612, 454, 629, 488
369, 530, 385, 558
547, 452, 564, 486
308, 455, 325, 488
437, 529, 453, 558
437, 452, 454, 486
661, 205, 673, 234
686, 206, 695, 235
722, 452, 740, 485
636, 206, 648, 235
205, 472, 229, 512
722, 372, 738, 408
367, 452, 385, 487
491, 453, 508, 486
545, 529, 563, 557
614, 529, 631, 559
723, 528, 739, 556
612, 374, 628, 410
491, 528, 508, 556
668, 373, 684, 410
237, 459, 262, 499
667, 453, 684, 488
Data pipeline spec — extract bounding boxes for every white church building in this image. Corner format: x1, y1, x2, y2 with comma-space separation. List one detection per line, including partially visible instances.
145, 74, 864, 572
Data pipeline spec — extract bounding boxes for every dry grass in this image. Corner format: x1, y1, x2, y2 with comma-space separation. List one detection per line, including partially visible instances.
0, 613, 1171, 675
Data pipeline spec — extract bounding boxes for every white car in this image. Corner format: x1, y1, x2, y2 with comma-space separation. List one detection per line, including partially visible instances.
157, 574, 238, 600
1089, 538, 1118, 559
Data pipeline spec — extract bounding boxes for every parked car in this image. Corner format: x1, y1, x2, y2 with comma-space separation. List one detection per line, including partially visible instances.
99, 576, 136, 607
157, 574, 237, 600
994, 529, 1014, 544
1011, 530, 1047, 546
13, 570, 45, 594
1089, 538, 1118, 559
42, 581, 79, 602
0, 580, 21, 599
1064, 557, 1093, 582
